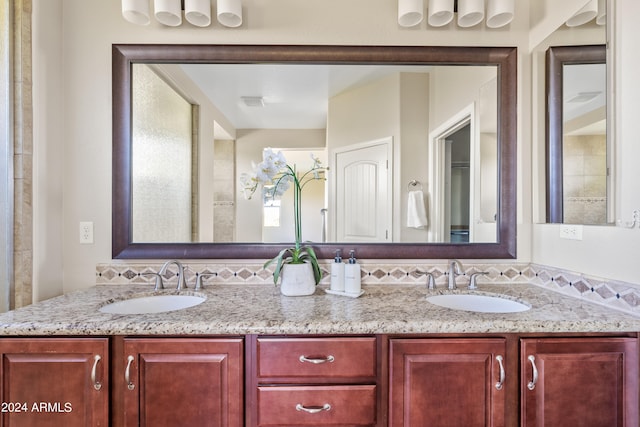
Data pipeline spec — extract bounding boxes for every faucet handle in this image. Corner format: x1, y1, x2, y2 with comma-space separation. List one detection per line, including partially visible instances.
194, 273, 216, 290
468, 272, 489, 290
415, 270, 437, 289
141, 272, 164, 291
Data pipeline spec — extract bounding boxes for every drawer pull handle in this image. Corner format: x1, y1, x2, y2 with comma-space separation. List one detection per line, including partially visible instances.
299, 355, 335, 364
296, 403, 331, 414
91, 355, 102, 391
495, 355, 505, 390
125, 355, 135, 390
527, 355, 538, 391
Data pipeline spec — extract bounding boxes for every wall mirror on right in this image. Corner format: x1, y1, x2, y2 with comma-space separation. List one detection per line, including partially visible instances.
543, 0, 610, 224
546, 44, 607, 224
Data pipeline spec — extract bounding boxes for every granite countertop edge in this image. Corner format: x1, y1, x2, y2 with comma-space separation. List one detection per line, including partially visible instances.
0, 283, 638, 336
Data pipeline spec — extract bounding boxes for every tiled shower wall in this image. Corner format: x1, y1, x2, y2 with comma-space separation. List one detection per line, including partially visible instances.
563, 134, 607, 224
96, 261, 640, 316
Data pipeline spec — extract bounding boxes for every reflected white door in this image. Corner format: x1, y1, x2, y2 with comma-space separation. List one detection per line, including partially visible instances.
334, 138, 392, 242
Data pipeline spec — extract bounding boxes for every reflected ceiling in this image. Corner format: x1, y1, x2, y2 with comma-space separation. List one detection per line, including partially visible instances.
180, 64, 433, 129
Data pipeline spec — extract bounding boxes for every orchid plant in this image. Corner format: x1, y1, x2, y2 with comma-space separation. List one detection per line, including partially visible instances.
240, 148, 325, 285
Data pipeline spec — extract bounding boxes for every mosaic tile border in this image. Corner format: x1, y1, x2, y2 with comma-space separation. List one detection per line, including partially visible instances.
529, 264, 640, 316
95, 261, 533, 288
96, 261, 640, 316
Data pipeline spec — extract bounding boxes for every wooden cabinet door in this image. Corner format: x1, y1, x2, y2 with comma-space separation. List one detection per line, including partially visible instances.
521, 337, 638, 427
0, 337, 109, 427
122, 338, 243, 427
389, 338, 507, 427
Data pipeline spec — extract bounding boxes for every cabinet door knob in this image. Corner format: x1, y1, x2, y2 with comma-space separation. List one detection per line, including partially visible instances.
495, 355, 505, 390
527, 355, 538, 390
299, 355, 335, 364
91, 355, 102, 391
125, 355, 135, 390
295, 403, 331, 414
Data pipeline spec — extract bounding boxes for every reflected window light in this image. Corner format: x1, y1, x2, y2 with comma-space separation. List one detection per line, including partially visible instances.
263, 198, 281, 227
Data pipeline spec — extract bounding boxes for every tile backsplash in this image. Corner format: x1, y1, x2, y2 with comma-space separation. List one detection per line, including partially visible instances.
96, 261, 640, 316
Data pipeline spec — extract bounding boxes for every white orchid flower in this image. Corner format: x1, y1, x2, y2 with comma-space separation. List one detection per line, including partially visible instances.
272, 175, 292, 196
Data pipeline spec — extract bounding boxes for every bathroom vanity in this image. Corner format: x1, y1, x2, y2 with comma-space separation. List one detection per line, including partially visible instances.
0, 283, 638, 426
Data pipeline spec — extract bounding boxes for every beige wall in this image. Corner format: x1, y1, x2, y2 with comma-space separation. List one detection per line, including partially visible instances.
30, 0, 640, 297
33, 0, 64, 302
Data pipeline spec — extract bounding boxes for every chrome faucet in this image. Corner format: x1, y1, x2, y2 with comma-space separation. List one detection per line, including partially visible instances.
468, 271, 489, 290
159, 260, 187, 290
194, 273, 216, 290
447, 259, 463, 290
141, 272, 164, 291
415, 270, 436, 289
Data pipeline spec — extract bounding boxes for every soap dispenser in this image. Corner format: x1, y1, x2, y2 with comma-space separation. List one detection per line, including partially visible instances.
344, 250, 361, 294
330, 250, 345, 292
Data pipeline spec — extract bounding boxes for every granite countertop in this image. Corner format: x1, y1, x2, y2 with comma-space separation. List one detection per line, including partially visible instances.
0, 283, 639, 336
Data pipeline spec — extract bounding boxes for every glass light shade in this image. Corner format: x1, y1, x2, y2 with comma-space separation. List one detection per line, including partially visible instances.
427, 0, 453, 27
596, 0, 606, 26
566, 0, 597, 27
486, 0, 514, 28
457, 0, 485, 28
122, 0, 151, 25
217, 0, 242, 27
154, 0, 182, 26
398, 0, 424, 27
185, 0, 211, 27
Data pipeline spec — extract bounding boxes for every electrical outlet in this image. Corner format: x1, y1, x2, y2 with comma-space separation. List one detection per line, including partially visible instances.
80, 221, 94, 244
559, 224, 583, 240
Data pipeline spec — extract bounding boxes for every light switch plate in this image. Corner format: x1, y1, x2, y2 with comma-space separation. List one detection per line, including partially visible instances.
559, 224, 583, 240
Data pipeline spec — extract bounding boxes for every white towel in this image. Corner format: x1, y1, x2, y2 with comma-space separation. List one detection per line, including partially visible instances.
407, 190, 429, 228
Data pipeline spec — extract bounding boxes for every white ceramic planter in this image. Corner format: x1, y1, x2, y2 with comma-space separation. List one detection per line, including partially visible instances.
280, 263, 316, 296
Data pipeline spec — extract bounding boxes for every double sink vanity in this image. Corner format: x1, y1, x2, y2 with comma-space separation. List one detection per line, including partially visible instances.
0, 269, 638, 426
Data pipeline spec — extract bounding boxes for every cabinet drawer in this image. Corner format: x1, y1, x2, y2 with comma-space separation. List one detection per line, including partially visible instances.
257, 385, 376, 426
257, 337, 376, 381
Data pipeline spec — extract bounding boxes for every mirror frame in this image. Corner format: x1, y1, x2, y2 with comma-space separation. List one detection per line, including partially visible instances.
545, 44, 606, 223
113, 44, 517, 260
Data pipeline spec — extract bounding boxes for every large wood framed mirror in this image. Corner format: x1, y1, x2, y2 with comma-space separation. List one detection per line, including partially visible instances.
113, 44, 516, 260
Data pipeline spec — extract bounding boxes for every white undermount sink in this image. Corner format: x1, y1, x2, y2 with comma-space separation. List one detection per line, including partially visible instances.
426, 293, 530, 313
99, 294, 206, 314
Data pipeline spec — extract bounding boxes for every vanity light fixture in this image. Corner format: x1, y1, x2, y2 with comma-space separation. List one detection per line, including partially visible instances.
457, 0, 484, 28
427, 0, 454, 27
122, 0, 151, 25
185, 0, 212, 27
121, 0, 242, 27
408, 0, 513, 29
154, 0, 182, 26
485, 0, 514, 28
596, 0, 606, 25
565, 0, 598, 27
398, 0, 425, 27
217, 0, 243, 28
